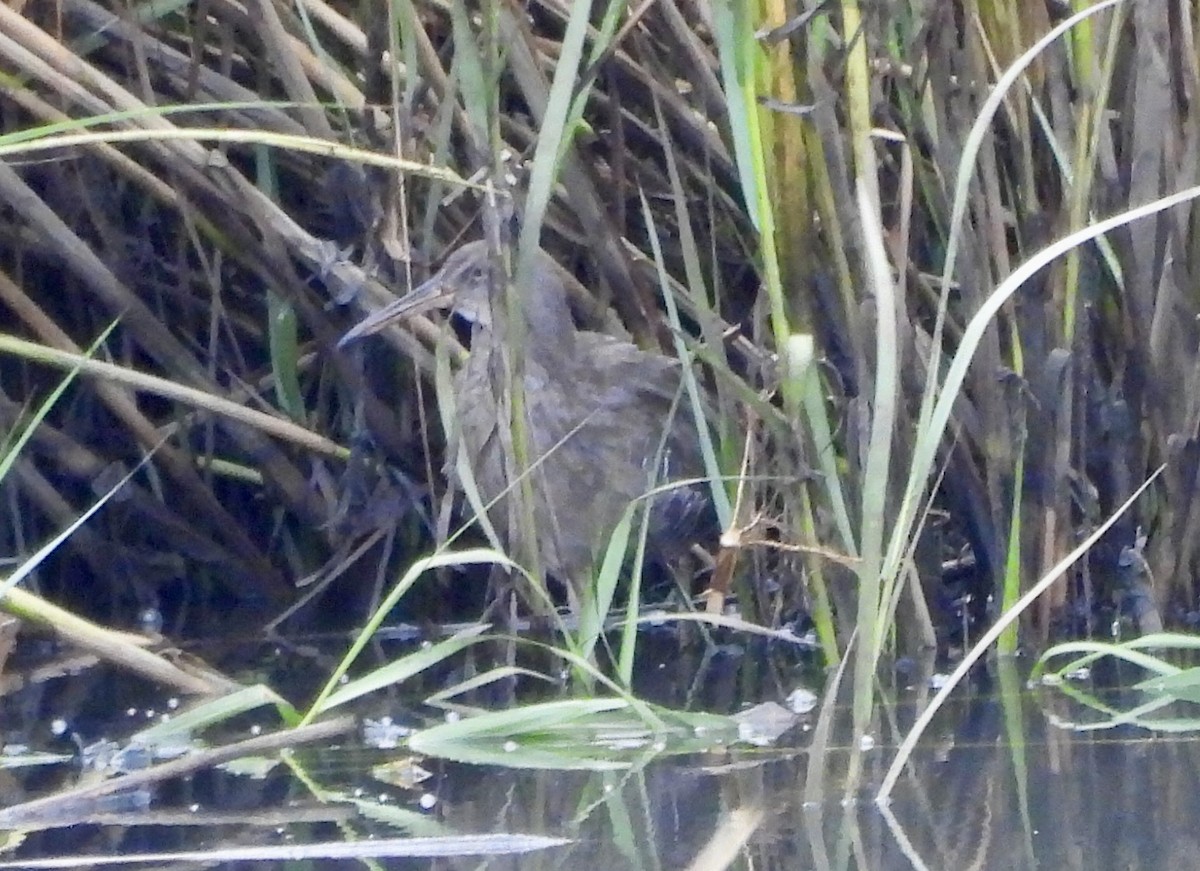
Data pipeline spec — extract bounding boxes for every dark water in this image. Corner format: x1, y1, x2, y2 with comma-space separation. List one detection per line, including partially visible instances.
0, 632, 1194, 870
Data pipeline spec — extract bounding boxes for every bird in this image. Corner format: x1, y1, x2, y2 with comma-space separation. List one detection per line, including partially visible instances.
340, 239, 713, 605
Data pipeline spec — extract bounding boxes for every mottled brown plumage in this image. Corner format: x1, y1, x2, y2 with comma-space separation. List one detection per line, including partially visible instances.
341, 241, 710, 593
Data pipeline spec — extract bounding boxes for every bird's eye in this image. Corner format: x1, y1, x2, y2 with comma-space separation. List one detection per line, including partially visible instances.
471, 266, 487, 282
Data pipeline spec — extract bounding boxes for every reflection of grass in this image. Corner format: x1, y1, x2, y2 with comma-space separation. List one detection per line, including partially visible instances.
1034, 632, 1200, 732
408, 698, 733, 770
296, 544, 744, 765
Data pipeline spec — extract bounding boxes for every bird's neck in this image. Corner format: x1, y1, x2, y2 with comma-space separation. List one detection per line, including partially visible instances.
486, 289, 578, 364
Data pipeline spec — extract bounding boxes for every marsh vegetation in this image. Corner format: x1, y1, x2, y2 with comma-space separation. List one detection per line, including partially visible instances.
2, 2, 1199, 862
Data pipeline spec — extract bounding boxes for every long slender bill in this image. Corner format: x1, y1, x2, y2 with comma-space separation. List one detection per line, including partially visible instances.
339, 273, 456, 347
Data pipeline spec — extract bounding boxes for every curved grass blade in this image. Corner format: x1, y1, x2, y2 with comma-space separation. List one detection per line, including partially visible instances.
302, 548, 521, 723
877, 464, 1163, 803
316, 624, 492, 713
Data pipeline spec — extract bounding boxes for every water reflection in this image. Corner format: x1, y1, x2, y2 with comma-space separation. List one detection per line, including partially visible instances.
2, 639, 1198, 870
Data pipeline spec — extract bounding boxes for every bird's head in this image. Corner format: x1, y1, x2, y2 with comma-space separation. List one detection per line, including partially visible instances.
339, 241, 575, 354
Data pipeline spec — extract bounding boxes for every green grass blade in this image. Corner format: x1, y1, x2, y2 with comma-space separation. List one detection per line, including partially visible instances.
301, 548, 522, 724
877, 464, 1164, 803
316, 624, 492, 713
134, 685, 301, 740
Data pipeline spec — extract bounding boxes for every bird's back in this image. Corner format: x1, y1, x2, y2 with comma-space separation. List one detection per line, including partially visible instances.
452, 328, 709, 588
